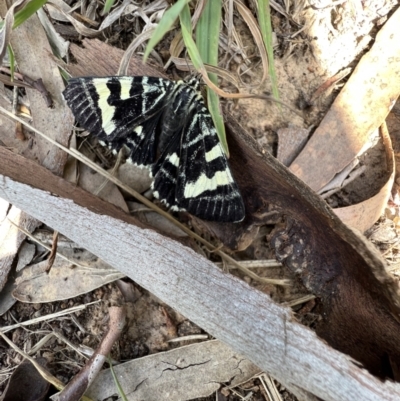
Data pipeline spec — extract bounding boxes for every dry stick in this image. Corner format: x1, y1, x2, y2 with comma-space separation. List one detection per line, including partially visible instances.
57, 306, 126, 401
45, 230, 59, 273
0, 106, 289, 287
94, 147, 124, 196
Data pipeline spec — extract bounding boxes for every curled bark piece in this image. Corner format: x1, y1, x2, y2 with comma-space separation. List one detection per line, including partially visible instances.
334, 124, 394, 232
224, 115, 400, 379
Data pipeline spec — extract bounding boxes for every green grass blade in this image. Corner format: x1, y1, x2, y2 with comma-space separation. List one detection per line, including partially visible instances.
13, 0, 48, 29
195, 0, 228, 155
180, 19, 205, 73
179, 2, 191, 33
196, 0, 221, 65
143, 0, 190, 62
108, 356, 128, 401
257, 0, 279, 100
179, 8, 227, 157
102, 0, 115, 15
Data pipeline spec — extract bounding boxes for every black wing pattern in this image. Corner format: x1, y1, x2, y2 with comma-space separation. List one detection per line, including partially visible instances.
63, 76, 245, 222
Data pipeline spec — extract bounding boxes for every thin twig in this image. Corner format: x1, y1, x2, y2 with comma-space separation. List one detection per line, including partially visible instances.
0, 300, 101, 333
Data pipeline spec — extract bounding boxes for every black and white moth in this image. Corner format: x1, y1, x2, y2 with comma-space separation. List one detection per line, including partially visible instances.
63, 76, 245, 222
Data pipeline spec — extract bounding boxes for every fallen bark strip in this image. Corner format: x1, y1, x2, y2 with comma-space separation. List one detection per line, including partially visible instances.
0, 149, 400, 401
224, 115, 400, 380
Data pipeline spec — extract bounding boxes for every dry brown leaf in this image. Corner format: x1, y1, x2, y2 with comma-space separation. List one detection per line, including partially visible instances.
85, 340, 260, 401
8, 10, 73, 174
116, 162, 152, 195
98, 0, 132, 30
45, 0, 72, 22
234, 0, 269, 85
16, 242, 35, 272
0, 0, 26, 64
13, 251, 124, 303
47, 2, 99, 37
78, 163, 129, 213
37, 8, 69, 58
334, 123, 395, 232
0, 207, 40, 291
290, 8, 400, 192
1, 358, 50, 401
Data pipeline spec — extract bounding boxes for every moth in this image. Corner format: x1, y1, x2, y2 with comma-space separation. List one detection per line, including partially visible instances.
63, 76, 245, 222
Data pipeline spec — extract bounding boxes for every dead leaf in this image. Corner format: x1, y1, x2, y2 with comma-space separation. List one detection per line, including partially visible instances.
78, 163, 129, 213
85, 340, 260, 401
334, 124, 394, 232
290, 8, 400, 192
0, 0, 26, 65
8, 10, 73, 175
16, 242, 35, 272
0, 207, 40, 291
13, 249, 124, 303
0, 357, 50, 401
0, 3, 73, 293
117, 162, 152, 195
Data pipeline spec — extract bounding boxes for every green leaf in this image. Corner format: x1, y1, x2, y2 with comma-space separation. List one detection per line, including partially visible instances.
195, 0, 229, 155
257, 0, 279, 100
102, 0, 115, 15
180, 16, 204, 72
179, 2, 191, 33
143, 0, 190, 62
196, 0, 220, 66
13, 0, 48, 29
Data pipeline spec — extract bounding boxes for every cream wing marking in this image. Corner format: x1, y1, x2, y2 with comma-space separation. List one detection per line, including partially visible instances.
120, 77, 133, 100
133, 125, 144, 139
184, 170, 234, 199
92, 79, 116, 135
167, 153, 180, 167
205, 144, 225, 162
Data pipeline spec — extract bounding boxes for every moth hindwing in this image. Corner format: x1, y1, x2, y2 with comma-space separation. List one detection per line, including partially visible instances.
63, 76, 245, 223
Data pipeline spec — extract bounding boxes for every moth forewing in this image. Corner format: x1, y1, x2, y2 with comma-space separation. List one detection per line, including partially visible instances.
63, 76, 245, 223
